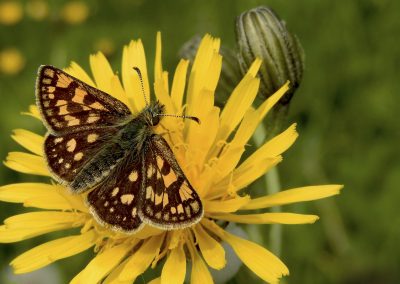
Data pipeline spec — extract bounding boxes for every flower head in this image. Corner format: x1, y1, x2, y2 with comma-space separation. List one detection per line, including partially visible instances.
1, 33, 342, 283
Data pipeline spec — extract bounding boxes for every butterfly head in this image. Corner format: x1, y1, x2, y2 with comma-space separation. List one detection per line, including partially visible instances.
145, 100, 165, 126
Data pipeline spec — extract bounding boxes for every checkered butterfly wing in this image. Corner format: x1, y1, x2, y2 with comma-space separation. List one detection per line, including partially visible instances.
86, 159, 144, 233
36, 66, 132, 190
140, 135, 203, 229
36, 65, 131, 134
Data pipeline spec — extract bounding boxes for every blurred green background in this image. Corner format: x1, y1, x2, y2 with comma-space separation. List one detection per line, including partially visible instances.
1, 0, 399, 283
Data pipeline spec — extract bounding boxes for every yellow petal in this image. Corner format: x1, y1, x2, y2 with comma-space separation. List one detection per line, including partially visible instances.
4, 211, 85, 229
89, 51, 115, 94
161, 244, 186, 284
204, 195, 250, 213
241, 124, 298, 169
209, 156, 282, 199
21, 105, 41, 120
190, 248, 213, 284
202, 219, 288, 283
4, 152, 49, 176
154, 32, 170, 97
215, 59, 261, 142
185, 35, 221, 138
118, 233, 164, 281
11, 230, 96, 274
132, 225, 163, 240
64, 61, 96, 87
0, 216, 82, 243
1, 182, 87, 212
210, 212, 319, 224
193, 225, 226, 270
71, 241, 136, 284
242, 185, 344, 210
171, 59, 189, 111
110, 74, 130, 108
122, 39, 150, 112
11, 129, 43, 156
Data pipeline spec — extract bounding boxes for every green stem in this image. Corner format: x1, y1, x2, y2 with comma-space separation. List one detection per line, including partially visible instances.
266, 166, 282, 256
254, 124, 282, 257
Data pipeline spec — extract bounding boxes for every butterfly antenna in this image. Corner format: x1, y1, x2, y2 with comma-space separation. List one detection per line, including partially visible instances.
157, 113, 201, 124
132, 67, 149, 107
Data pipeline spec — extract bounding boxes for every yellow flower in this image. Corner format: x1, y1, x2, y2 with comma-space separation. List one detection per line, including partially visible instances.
0, 48, 25, 75
60, 1, 89, 25
1, 33, 343, 283
0, 1, 23, 25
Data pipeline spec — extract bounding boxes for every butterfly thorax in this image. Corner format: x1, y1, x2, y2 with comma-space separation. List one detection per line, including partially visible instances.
68, 101, 165, 192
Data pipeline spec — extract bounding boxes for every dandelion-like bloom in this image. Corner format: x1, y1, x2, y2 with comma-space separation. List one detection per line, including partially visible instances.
1, 33, 342, 283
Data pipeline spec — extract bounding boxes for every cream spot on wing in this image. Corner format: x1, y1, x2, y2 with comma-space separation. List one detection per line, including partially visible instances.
55, 100, 67, 106
163, 212, 170, 221
87, 116, 100, 123
111, 187, 119, 197
132, 207, 137, 217
190, 200, 200, 213
147, 165, 154, 178
110, 207, 114, 212
146, 186, 153, 200
163, 193, 169, 206
155, 212, 162, 219
185, 205, 191, 217
58, 158, 64, 164
65, 163, 71, 169
172, 216, 178, 221
155, 193, 162, 206
171, 207, 176, 214
74, 152, 83, 161
48, 93, 55, 99
120, 194, 134, 205
58, 105, 69, 115
46, 86, 56, 92
46, 109, 53, 116
177, 204, 184, 214
42, 78, 51, 84
54, 137, 63, 143
129, 171, 138, 182
43, 101, 50, 107
66, 138, 77, 152
87, 133, 98, 143
89, 102, 106, 110
44, 68, 54, 77
104, 201, 109, 207
156, 156, 164, 169
164, 170, 178, 188
56, 73, 72, 88
72, 88, 87, 104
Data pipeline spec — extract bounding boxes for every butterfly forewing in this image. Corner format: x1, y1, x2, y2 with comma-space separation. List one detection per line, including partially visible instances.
87, 160, 144, 233
36, 65, 131, 134
140, 135, 203, 229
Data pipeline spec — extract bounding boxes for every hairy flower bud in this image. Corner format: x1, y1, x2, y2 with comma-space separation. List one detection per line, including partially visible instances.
236, 6, 305, 104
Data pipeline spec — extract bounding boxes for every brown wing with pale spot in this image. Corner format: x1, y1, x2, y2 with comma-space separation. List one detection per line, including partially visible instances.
36, 65, 131, 134
86, 160, 144, 233
44, 127, 119, 186
140, 135, 203, 229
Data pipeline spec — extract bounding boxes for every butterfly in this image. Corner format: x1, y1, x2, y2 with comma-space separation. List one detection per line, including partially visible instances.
35, 65, 203, 233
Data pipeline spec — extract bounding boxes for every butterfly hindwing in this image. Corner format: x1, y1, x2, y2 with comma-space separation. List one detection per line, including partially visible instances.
36, 65, 131, 134
87, 160, 144, 233
140, 135, 203, 229
44, 127, 120, 188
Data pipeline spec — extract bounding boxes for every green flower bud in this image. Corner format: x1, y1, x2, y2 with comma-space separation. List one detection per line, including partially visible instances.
236, 6, 305, 104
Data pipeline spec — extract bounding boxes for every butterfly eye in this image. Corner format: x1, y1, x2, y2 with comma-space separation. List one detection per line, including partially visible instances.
151, 114, 160, 126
